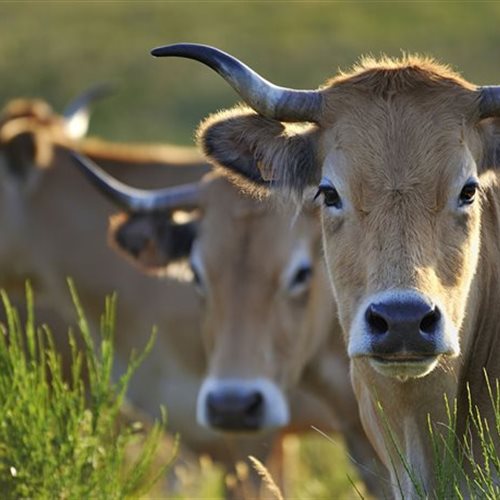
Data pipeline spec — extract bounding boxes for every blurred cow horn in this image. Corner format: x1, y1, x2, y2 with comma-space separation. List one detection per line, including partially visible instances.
63, 83, 115, 139
70, 151, 201, 212
151, 43, 322, 123
479, 86, 500, 118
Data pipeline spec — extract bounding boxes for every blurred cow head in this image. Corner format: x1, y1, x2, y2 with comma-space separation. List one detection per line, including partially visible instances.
72, 153, 335, 432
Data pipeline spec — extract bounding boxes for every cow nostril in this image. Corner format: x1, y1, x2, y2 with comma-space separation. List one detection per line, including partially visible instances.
365, 306, 389, 335
420, 307, 441, 334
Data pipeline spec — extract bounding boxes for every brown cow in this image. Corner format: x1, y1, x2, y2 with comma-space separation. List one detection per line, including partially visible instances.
72, 153, 387, 496
148, 44, 500, 496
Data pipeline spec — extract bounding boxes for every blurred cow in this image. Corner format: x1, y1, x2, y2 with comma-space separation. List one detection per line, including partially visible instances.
72, 153, 387, 496
0, 90, 247, 487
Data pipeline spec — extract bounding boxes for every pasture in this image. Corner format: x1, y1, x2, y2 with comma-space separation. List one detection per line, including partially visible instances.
0, 2, 500, 498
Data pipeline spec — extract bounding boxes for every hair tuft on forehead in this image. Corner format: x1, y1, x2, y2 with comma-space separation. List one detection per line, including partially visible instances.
324, 54, 477, 95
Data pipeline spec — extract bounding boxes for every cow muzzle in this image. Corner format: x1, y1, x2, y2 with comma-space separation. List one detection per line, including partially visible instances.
348, 290, 460, 380
196, 378, 289, 432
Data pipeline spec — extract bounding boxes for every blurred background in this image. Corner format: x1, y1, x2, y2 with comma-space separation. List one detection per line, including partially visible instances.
1, 2, 499, 497
2, 2, 500, 146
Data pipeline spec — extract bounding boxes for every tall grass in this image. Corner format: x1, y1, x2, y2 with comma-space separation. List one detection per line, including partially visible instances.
0, 282, 174, 498
428, 378, 500, 499
376, 377, 500, 499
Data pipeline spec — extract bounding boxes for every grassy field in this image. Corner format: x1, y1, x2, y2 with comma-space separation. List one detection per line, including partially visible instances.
1, 2, 500, 498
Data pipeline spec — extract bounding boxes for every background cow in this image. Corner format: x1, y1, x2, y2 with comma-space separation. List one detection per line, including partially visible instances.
0, 90, 276, 495
71, 153, 388, 497
149, 44, 500, 497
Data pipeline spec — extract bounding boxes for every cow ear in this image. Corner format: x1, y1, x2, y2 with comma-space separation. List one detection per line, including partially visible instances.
197, 106, 321, 198
109, 211, 198, 281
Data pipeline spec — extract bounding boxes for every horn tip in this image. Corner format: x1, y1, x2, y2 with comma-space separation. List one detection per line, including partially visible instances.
150, 42, 210, 58
150, 46, 164, 57
150, 44, 181, 57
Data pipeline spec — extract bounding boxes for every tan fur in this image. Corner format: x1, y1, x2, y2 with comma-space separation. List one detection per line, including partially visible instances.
195, 175, 328, 386
199, 54, 500, 496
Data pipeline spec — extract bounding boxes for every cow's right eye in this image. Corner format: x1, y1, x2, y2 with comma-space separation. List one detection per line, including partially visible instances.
314, 180, 342, 209
458, 180, 479, 207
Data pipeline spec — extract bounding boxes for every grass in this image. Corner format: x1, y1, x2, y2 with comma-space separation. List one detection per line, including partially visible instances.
373, 379, 500, 499
0, 282, 174, 498
283, 432, 370, 499
429, 379, 500, 499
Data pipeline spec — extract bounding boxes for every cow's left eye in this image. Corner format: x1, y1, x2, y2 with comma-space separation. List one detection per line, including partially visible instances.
459, 180, 479, 206
314, 179, 342, 209
288, 264, 313, 297
292, 265, 312, 286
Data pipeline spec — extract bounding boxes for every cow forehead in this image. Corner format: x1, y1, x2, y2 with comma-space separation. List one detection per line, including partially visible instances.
320, 91, 481, 205
0, 99, 54, 123
319, 57, 480, 163
198, 177, 319, 273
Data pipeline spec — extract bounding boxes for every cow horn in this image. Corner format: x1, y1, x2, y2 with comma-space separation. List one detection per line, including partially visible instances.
70, 151, 201, 212
151, 43, 322, 123
63, 83, 115, 139
479, 86, 500, 118
478, 85, 500, 118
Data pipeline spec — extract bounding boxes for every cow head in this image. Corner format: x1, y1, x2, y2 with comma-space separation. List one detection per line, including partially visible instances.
0, 85, 113, 297
71, 153, 333, 432
0, 84, 112, 187
151, 44, 500, 383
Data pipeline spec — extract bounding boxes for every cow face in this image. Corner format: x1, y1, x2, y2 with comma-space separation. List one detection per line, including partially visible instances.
314, 85, 482, 382
198, 56, 494, 383
0, 85, 110, 191
0, 88, 109, 298
109, 174, 332, 431
0, 100, 62, 293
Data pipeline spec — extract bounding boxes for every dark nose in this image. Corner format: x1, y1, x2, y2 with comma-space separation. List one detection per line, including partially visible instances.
206, 389, 264, 431
365, 296, 442, 356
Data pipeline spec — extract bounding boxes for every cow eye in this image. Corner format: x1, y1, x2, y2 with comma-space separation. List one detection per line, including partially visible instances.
289, 264, 313, 296
459, 180, 479, 207
314, 180, 342, 209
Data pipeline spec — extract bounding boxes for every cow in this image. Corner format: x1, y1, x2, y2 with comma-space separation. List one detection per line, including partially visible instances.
146, 43, 500, 497
0, 90, 374, 497
71, 152, 387, 496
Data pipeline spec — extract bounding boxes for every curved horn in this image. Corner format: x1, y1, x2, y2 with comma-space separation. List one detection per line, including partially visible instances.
70, 152, 201, 212
151, 43, 322, 123
63, 83, 115, 139
479, 86, 500, 118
